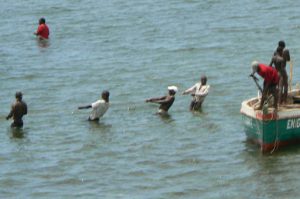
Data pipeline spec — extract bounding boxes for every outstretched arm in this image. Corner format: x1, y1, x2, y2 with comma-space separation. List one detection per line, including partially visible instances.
78, 105, 92, 109
182, 84, 196, 95
145, 96, 166, 103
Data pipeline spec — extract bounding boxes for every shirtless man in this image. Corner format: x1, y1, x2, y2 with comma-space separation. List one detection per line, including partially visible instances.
78, 90, 110, 121
270, 46, 287, 104
182, 75, 210, 111
6, 92, 28, 128
145, 86, 177, 114
272, 40, 291, 103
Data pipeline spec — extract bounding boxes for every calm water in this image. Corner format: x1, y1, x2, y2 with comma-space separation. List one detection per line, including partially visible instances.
1, 0, 300, 198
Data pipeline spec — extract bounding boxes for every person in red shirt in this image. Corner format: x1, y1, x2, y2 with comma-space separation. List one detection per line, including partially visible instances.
251, 61, 279, 110
34, 18, 49, 40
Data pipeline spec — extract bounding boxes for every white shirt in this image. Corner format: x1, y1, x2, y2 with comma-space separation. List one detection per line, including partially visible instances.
89, 99, 109, 120
184, 83, 210, 103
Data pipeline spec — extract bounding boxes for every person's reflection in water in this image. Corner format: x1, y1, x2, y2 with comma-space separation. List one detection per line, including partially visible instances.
36, 39, 50, 48
9, 127, 27, 139
159, 112, 175, 124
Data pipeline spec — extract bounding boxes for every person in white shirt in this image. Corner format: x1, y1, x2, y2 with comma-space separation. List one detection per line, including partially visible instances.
78, 90, 110, 121
182, 75, 210, 111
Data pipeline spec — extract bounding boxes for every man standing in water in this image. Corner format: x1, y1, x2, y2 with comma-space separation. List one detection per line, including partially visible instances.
145, 86, 177, 114
78, 90, 110, 121
6, 92, 28, 128
251, 61, 279, 110
182, 75, 210, 111
34, 18, 50, 40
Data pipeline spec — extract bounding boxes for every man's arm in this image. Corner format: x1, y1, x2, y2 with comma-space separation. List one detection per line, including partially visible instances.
152, 96, 173, 105
6, 105, 14, 120
78, 105, 92, 109
34, 25, 42, 36
269, 56, 274, 67
146, 96, 166, 103
182, 84, 197, 95
283, 49, 290, 62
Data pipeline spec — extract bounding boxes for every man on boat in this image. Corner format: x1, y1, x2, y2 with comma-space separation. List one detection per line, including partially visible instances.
34, 18, 50, 40
272, 40, 291, 103
251, 61, 279, 110
182, 75, 210, 111
78, 90, 110, 121
6, 92, 28, 128
270, 46, 288, 104
145, 86, 177, 114
274, 41, 290, 64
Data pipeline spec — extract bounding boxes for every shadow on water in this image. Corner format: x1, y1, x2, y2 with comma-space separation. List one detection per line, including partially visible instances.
7, 127, 28, 139
243, 139, 300, 156
191, 108, 207, 116
157, 113, 175, 124
88, 120, 112, 133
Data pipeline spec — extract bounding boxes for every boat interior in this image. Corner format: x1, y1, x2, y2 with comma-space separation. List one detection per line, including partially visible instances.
247, 88, 300, 110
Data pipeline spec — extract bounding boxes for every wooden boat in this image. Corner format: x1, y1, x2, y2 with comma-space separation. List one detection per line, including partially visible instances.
240, 88, 300, 153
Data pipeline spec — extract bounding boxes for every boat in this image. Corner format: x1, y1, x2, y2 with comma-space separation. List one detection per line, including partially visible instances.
240, 88, 300, 153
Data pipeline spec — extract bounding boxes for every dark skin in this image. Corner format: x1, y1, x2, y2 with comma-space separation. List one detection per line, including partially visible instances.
271, 46, 288, 104
6, 95, 27, 128
145, 90, 176, 112
274, 41, 291, 68
270, 47, 284, 71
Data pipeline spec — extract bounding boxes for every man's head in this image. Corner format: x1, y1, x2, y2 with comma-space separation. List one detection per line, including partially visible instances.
39, 18, 46, 25
168, 86, 178, 96
15, 92, 22, 100
102, 90, 110, 102
278, 40, 285, 48
251, 61, 259, 74
201, 75, 207, 85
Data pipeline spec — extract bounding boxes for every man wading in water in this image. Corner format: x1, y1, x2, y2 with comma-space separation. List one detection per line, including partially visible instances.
78, 90, 110, 121
145, 86, 177, 115
6, 92, 28, 128
182, 75, 210, 111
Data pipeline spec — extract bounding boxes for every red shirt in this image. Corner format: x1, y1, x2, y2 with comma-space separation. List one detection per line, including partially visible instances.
258, 63, 279, 85
36, 24, 49, 39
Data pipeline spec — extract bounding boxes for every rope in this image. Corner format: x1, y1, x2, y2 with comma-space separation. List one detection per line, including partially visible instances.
270, 109, 279, 154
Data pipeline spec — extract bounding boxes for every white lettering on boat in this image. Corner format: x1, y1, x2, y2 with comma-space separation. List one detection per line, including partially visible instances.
287, 118, 300, 130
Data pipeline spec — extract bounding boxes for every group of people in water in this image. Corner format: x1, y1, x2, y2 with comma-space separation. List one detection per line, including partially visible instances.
251, 40, 291, 110
6, 18, 291, 128
6, 18, 211, 128
6, 75, 210, 128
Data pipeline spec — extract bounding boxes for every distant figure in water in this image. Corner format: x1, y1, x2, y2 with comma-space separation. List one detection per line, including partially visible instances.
182, 75, 210, 111
6, 92, 28, 128
145, 86, 177, 114
251, 61, 279, 110
34, 18, 49, 40
78, 90, 110, 121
